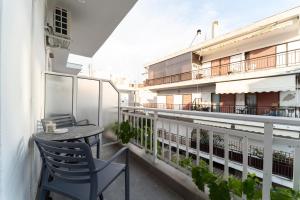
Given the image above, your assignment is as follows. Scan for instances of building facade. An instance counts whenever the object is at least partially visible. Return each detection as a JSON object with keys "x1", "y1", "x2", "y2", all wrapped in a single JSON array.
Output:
[{"x1": 142, "y1": 7, "x2": 300, "y2": 118}]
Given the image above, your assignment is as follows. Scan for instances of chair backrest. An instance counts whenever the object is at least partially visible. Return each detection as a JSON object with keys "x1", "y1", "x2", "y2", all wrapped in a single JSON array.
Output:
[
  {"x1": 35, "y1": 137, "x2": 99, "y2": 199},
  {"x1": 34, "y1": 137, "x2": 97, "y2": 183},
  {"x1": 41, "y1": 114, "x2": 76, "y2": 131}
]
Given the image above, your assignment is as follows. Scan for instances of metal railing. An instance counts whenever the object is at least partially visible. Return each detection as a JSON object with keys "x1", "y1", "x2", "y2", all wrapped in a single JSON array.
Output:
[
  {"x1": 120, "y1": 106, "x2": 300, "y2": 200},
  {"x1": 142, "y1": 103, "x2": 300, "y2": 118},
  {"x1": 144, "y1": 48, "x2": 300, "y2": 86}
]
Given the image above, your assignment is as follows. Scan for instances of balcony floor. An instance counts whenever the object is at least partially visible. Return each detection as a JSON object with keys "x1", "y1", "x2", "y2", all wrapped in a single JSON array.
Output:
[{"x1": 50, "y1": 141, "x2": 184, "y2": 200}]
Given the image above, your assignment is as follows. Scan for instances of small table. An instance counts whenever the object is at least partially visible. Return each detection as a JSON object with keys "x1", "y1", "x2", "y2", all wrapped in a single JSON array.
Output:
[{"x1": 35, "y1": 125, "x2": 104, "y2": 141}]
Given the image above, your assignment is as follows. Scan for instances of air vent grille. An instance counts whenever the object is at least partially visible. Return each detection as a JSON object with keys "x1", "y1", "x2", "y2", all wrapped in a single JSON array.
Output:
[{"x1": 54, "y1": 7, "x2": 69, "y2": 37}]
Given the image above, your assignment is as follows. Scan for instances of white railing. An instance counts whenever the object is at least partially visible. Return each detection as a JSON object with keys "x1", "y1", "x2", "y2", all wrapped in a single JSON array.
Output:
[{"x1": 120, "y1": 106, "x2": 300, "y2": 200}]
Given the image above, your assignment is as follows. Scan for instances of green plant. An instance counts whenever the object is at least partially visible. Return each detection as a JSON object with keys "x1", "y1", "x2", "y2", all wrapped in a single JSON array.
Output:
[
  {"x1": 191, "y1": 162, "x2": 263, "y2": 200},
  {"x1": 188, "y1": 153, "x2": 300, "y2": 200},
  {"x1": 208, "y1": 179, "x2": 231, "y2": 200},
  {"x1": 115, "y1": 121, "x2": 137, "y2": 144},
  {"x1": 192, "y1": 160, "x2": 216, "y2": 191},
  {"x1": 228, "y1": 176, "x2": 242, "y2": 197},
  {"x1": 242, "y1": 173, "x2": 262, "y2": 200},
  {"x1": 179, "y1": 157, "x2": 193, "y2": 170},
  {"x1": 271, "y1": 187, "x2": 300, "y2": 200}
]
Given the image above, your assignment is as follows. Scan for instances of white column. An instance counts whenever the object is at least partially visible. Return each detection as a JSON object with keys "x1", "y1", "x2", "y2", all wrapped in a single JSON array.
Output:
[
  {"x1": 185, "y1": 126, "x2": 189, "y2": 158},
  {"x1": 153, "y1": 111, "x2": 158, "y2": 163},
  {"x1": 176, "y1": 123, "x2": 180, "y2": 165},
  {"x1": 242, "y1": 136, "x2": 248, "y2": 181},
  {"x1": 262, "y1": 122, "x2": 273, "y2": 200},
  {"x1": 293, "y1": 142, "x2": 300, "y2": 191},
  {"x1": 161, "y1": 120, "x2": 165, "y2": 159},
  {"x1": 224, "y1": 133, "x2": 229, "y2": 179},
  {"x1": 196, "y1": 128, "x2": 200, "y2": 165},
  {"x1": 168, "y1": 122, "x2": 172, "y2": 162},
  {"x1": 209, "y1": 131, "x2": 214, "y2": 172}
]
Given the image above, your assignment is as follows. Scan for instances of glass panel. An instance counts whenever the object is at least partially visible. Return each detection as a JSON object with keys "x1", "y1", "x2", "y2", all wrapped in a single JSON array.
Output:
[
  {"x1": 211, "y1": 93, "x2": 220, "y2": 112},
  {"x1": 102, "y1": 81, "x2": 119, "y2": 128},
  {"x1": 77, "y1": 78, "x2": 99, "y2": 125},
  {"x1": 45, "y1": 74, "x2": 73, "y2": 117},
  {"x1": 246, "y1": 93, "x2": 257, "y2": 115}
]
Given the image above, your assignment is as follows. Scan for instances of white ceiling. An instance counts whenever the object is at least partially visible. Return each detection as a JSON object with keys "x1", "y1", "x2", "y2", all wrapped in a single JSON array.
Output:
[{"x1": 47, "y1": 0, "x2": 137, "y2": 57}]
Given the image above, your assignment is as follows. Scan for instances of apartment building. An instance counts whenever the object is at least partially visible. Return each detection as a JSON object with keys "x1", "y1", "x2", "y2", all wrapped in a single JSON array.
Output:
[{"x1": 142, "y1": 7, "x2": 300, "y2": 118}]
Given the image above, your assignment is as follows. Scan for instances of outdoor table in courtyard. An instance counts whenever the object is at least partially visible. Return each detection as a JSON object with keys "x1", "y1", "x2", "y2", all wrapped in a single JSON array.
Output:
[{"x1": 35, "y1": 125, "x2": 104, "y2": 142}]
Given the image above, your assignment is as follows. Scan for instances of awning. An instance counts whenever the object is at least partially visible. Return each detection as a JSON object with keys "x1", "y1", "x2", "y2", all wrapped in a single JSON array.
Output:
[{"x1": 216, "y1": 75, "x2": 296, "y2": 94}]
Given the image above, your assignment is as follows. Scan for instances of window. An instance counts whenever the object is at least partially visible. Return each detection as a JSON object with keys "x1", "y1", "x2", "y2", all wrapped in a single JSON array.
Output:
[
  {"x1": 245, "y1": 93, "x2": 257, "y2": 114},
  {"x1": 211, "y1": 93, "x2": 220, "y2": 112}
]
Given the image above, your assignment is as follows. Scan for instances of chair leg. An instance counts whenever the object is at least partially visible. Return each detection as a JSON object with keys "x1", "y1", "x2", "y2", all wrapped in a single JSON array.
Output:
[
  {"x1": 96, "y1": 141, "x2": 100, "y2": 159},
  {"x1": 125, "y1": 166, "x2": 129, "y2": 200},
  {"x1": 98, "y1": 193, "x2": 104, "y2": 200},
  {"x1": 38, "y1": 188, "x2": 47, "y2": 200}
]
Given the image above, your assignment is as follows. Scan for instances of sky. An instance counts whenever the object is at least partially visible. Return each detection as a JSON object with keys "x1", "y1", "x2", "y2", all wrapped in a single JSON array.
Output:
[{"x1": 91, "y1": 0, "x2": 300, "y2": 83}]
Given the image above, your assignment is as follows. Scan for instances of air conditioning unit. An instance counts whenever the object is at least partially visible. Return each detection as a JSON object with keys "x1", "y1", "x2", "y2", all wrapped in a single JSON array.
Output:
[{"x1": 53, "y1": 7, "x2": 71, "y2": 39}]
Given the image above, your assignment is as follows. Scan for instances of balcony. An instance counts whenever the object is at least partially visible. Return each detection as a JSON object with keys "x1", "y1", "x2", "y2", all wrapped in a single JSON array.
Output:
[
  {"x1": 144, "y1": 48, "x2": 300, "y2": 87},
  {"x1": 6, "y1": 71, "x2": 299, "y2": 200},
  {"x1": 119, "y1": 106, "x2": 300, "y2": 199}
]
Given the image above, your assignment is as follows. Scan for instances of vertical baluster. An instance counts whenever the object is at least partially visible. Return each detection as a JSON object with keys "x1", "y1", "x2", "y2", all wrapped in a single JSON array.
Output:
[
  {"x1": 196, "y1": 128, "x2": 200, "y2": 165},
  {"x1": 137, "y1": 116, "x2": 139, "y2": 145},
  {"x1": 141, "y1": 117, "x2": 144, "y2": 147},
  {"x1": 133, "y1": 115, "x2": 136, "y2": 143},
  {"x1": 162, "y1": 120, "x2": 165, "y2": 160},
  {"x1": 293, "y1": 143, "x2": 300, "y2": 191},
  {"x1": 209, "y1": 131, "x2": 214, "y2": 172},
  {"x1": 153, "y1": 111, "x2": 158, "y2": 163},
  {"x1": 242, "y1": 136, "x2": 248, "y2": 181},
  {"x1": 176, "y1": 123, "x2": 180, "y2": 165},
  {"x1": 224, "y1": 133, "x2": 229, "y2": 180},
  {"x1": 145, "y1": 117, "x2": 148, "y2": 151},
  {"x1": 185, "y1": 126, "x2": 189, "y2": 158},
  {"x1": 150, "y1": 118, "x2": 153, "y2": 152},
  {"x1": 262, "y1": 122, "x2": 273, "y2": 200},
  {"x1": 169, "y1": 121, "x2": 172, "y2": 162}
]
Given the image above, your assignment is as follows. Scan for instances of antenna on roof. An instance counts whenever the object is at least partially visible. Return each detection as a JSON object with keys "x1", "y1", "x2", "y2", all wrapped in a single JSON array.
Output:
[{"x1": 189, "y1": 29, "x2": 201, "y2": 47}]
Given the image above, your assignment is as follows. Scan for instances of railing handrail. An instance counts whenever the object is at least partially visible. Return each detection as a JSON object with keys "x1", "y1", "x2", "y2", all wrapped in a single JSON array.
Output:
[
  {"x1": 121, "y1": 106, "x2": 300, "y2": 126},
  {"x1": 144, "y1": 102, "x2": 300, "y2": 108},
  {"x1": 145, "y1": 47, "x2": 300, "y2": 85}
]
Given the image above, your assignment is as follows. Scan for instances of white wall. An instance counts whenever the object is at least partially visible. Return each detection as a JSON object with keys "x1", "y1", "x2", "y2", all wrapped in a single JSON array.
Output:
[
  {"x1": 0, "y1": 0, "x2": 46, "y2": 199},
  {"x1": 173, "y1": 95, "x2": 182, "y2": 110},
  {"x1": 157, "y1": 95, "x2": 166, "y2": 104},
  {"x1": 280, "y1": 91, "x2": 297, "y2": 107},
  {"x1": 138, "y1": 89, "x2": 156, "y2": 105},
  {"x1": 235, "y1": 93, "x2": 245, "y2": 106},
  {"x1": 174, "y1": 95, "x2": 182, "y2": 104}
]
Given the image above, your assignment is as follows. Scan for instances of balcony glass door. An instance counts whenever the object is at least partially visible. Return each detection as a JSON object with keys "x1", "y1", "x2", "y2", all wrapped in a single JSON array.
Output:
[
  {"x1": 246, "y1": 93, "x2": 257, "y2": 114},
  {"x1": 211, "y1": 93, "x2": 220, "y2": 112}
]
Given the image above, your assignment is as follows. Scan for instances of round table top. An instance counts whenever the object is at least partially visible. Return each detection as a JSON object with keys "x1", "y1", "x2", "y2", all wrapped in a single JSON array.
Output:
[{"x1": 35, "y1": 125, "x2": 104, "y2": 141}]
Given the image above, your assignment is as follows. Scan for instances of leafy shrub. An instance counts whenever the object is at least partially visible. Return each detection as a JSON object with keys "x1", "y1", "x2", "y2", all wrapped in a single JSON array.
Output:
[
  {"x1": 208, "y1": 179, "x2": 231, "y2": 200},
  {"x1": 179, "y1": 157, "x2": 193, "y2": 170},
  {"x1": 271, "y1": 187, "x2": 300, "y2": 200},
  {"x1": 191, "y1": 162, "x2": 263, "y2": 200},
  {"x1": 192, "y1": 161, "x2": 216, "y2": 191},
  {"x1": 242, "y1": 174, "x2": 262, "y2": 200},
  {"x1": 228, "y1": 176, "x2": 242, "y2": 197},
  {"x1": 115, "y1": 121, "x2": 137, "y2": 144}
]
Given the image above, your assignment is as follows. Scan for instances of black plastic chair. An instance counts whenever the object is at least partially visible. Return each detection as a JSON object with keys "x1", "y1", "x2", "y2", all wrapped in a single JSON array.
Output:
[
  {"x1": 41, "y1": 114, "x2": 101, "y2": 158},
  {"x1": 34, "y1": 137, "x2": 129, "y2": 200}
]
